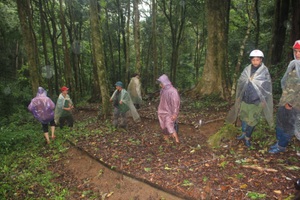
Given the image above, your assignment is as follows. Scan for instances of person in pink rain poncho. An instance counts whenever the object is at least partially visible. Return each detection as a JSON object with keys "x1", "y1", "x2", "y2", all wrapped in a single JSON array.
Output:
[
  {"x1": 157, "y1": 74, "x2": 180, "y2": 143},
  {"x1": 28, "y1": 87, "x2": 56, "y2": 144}
]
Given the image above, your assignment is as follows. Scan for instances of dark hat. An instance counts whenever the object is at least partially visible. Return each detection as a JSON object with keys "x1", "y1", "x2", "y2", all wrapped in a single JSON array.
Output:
[{"x1": 115, "y1": 81, "x2": 123, "y2": 87}]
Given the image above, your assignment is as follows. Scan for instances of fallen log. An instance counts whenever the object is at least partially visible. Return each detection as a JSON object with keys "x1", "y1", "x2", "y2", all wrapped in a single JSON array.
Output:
[{"x1": 242, "y1": 165, "x2": 278, "y2": 172}]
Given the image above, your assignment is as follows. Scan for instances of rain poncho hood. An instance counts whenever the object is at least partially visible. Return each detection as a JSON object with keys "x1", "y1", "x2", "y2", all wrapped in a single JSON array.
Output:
[
  {"x1": 110, "y1": 89, "x2": 141, "y2": 122},
  {"x1": 226, "y1": 64, "x2": 273, "y2": 126},
  {"x1": 54, "y1": 92, "x2": 73, "y2": 124},
  {"x1": 157, "y1": 74, "x2": 172, "y2": 87},
  {"x1": 127, "y1": 76, "x2": 142, "y2": 105},
  {"x1": 28, "y1": 87, "x2": 55, "y2": 124},
  {"x1": 157, "y1": 74, "x2": 180, "y2": 133}
]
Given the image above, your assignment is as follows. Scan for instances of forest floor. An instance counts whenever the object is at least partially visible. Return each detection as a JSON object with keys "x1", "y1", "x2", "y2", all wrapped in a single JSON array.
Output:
[{"x1": 48, "y1": 98, "x2": 300, "y2": 200}]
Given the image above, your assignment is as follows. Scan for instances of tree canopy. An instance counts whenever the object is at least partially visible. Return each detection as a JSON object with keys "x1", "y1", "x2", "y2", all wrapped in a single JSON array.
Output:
[{"x1": 0, "y1": 0, "x2": 299, "y2": 122}]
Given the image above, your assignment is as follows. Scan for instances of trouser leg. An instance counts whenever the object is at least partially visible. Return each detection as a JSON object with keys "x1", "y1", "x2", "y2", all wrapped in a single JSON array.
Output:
[
  {"x1": 59, "y1": 117, "x2": 65, "y2": 129},
  {"x1": 113, "y1": 108, "x2": 119, "y2": 127},
  {"x1": 277, "y1": 126, "x2": 293, "y2": 148},
  {"x1": 66, "y1": 115, "x2": 74, "y2": 128},
  {"x1": 120, "y1": 112, "x2": 127, "y2": 127},
  {"x1": 241, "y1": 121, "x2": 247, "y2": 133},
  {"x1": 245, "y1": 124, "x2": 255, "y2": 138}
]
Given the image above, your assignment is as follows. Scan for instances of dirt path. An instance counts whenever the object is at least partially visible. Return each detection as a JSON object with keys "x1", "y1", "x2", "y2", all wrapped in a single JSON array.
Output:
[
  {"x1": 51, "y1": 105, "x2": 300, "y2": 199},
  {"x1": 60, "y1": 145, "x2": 183, "y2": 200}
]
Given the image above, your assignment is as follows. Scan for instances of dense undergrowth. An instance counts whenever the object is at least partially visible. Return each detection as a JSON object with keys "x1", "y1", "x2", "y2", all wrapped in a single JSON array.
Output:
[{"x1": 0, "y1": 111, "x2": 70, "y2": 200}]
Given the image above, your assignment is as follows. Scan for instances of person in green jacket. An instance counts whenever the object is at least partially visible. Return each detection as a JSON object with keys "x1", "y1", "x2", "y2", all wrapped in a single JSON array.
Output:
[
  {"x1": 110, "y1": 81, "x2": 140, "y2": 129},
  {"x1": 54, "y1": 86, "x2": 74, "y2": 129}
]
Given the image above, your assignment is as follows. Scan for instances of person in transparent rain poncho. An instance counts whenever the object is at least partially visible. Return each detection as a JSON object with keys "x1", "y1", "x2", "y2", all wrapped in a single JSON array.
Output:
[
  {"x1": 226, "y1": 50, "x2": 273, "y2": 147},
  {"x1": 54, "y1": 86, "x2": 74, "y2": 129},
  {"x1": 28, "y1": 87, "x2": 56, "y2": 144},
  {"x1": 269, "y1": 40, "x2": 300, "y2": 154},
  {"x1": 157, "y1": 74, "x2": 180, "y2": 143},
  {"x1": 110, "y1": 81, "x2": 141, "y2": 129},
  {"x1": 127, "y1": 73, "x2": 143, "y2": 109}
]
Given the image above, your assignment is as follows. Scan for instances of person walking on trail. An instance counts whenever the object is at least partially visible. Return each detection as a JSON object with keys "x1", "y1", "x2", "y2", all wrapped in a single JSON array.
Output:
[
  {"x1": 127, "y1": 73, "x2": 143, "y2": 109},
  {"x1": 269, "y1": 40, "x2": 300, "y2": 154},
  {"x1": 54, "y1": 86, "x2": 74, "y2": 129},
  {"x1": 110, "y1": 81, "x2": 141, "y2": 129},
  {"x1": 157, "y1": 74, "x2": 180, "y2": 143},
  {"x1": 28, "y1": 87, "x2": 56, "y2": 144},
  {"x1": 226, "y1": 50, "x2": 273, "y2": 147}
]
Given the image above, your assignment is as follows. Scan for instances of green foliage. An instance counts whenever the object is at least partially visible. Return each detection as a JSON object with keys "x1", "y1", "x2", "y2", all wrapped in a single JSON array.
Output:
[
  {"x1": 0, "y1": 77, "x2": 32, "y2": 126},
  {"x1": 0, "y1": 122, "x2": 70, "y2": 199},
  {"x1": 182, "y1": 179, "x2": 193, "y2": 187},
  {"x1": 190, "y1": 95, "x2": 229, "y2": 110},
  {"x1": 251, "y1": 119, "x2": 274, "y2": 149},
  {"x1": 246, "y1": 191, "x2": 267, "y2": 199}
]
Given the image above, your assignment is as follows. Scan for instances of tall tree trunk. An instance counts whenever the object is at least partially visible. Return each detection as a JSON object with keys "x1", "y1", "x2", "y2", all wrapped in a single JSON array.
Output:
[
  {"x1": 267, "y1": 0, "x2": 289, "y2": 67},
  {"x1": 191, "y1": 0, "x2": 230, "y2": 99},
  {"x1": 89, "y1": 0, "x2": 110, "y2": 118},
  {"x1": 16, "y1": 0, "x2": 40, "y2": 95},
  {"x1": 65, "y1": 0, "x2": 82, "y2": 101},
  {"x1": 152, "y1": 0, "x2": 158, "y2": 86},
  {"x1": 231, "y1": 0, "x2": 253, "y2": 99},
  {"x1": 43, "y1": 0, "x2": 60, "y2": 94},
  {"x1": 59, "y1": 0, "x2": 73, "y2": 90},
  {"x1": 160, "y1": 0, "x2": 186, "y2": 84},
  {"x1": 39, "y1": 0, "x2": 53, "y2": 96},
  {"x1": 105, "y1": 6, "x2": 116, "y2": 84},
  {"x1": 254, "y1": 0, "x2": 260, "y2": 47},
  {"x1": 125, "y1": 0, "x2": 131, "y2": 84},
  {"x1": 134, "y1": 0, "x2": 141, "y2": 74},
  {"x1": 290, "y1": 0, "x2": 300, "y2": 59}
]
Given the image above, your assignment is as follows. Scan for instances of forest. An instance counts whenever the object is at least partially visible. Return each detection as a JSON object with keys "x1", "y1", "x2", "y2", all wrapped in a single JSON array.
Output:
[
  {"x1": 1, "y1": 0, "x2": 300, "y2": 199},
  {"x1": 0, "y1": 0, "x2": 299, "y2": 120}
]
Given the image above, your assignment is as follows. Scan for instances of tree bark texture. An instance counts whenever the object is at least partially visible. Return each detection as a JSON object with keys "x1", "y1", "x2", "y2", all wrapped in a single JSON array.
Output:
[
  {"x1": 134, "y1": 0, "x2": 141, "y2": 74},
  {"x1": 231, "y1": 0, "x2": 253, "y2": 99},
  {"x1": 267, "y1": 0, "x2": 289, "y2": 67},
  {"x1": 160, "y1": 0, "x2": 186, "y2": 84},
  {"x1": 89, "y1": 0, "x2": 111, "y2": 118},
  {"x1": 290, "y1": 0, "x2": 300, "y2": 53},
  {"x1": 16, "y1": 0, "x2": 40, "y2": 95},
  {"x1": 191, "y1": 0, "x2": 229, "y2": 99},
  {"x1": 59, "y1": 0, "x2": 73, "y2": 90},
  {"x1": 152, "y1": 0, "x2": 158, "y2": 85},
  {"x1": 125, "y1": 0, "x2": 131, "y2": 84}
]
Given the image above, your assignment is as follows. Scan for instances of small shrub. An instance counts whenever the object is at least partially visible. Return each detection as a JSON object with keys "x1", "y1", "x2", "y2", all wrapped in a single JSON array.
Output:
[{"x1": 207, "y1": 123, "x2": 239, "y2": 148}]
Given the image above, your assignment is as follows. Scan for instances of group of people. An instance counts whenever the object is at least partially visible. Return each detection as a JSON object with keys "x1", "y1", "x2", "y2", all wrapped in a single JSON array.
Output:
[
  {"x1": 111, "y1": 73, "x2": 180, "y2": 143},
  {"x1": 29, "y1": 40, "x2": 300, "y2": 150},
  {"x1": 28, "y1": 86, "x2": 74, "y2": 144},
  {"x1": 227, "y1": 40, "x2": 300, "y2": 154}
]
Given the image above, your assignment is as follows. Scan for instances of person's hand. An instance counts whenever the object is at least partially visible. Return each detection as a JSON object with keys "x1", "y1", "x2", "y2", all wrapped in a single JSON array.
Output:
[
  {"x1": 171, "y1": 115, "x2": 177, "y2": 121},
  {"x1": 119, "y1": 100, "x2": 123, "y2": 104},
  {"x1": 285, "y1": 103, "x2": 293, "y2": 110}
]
